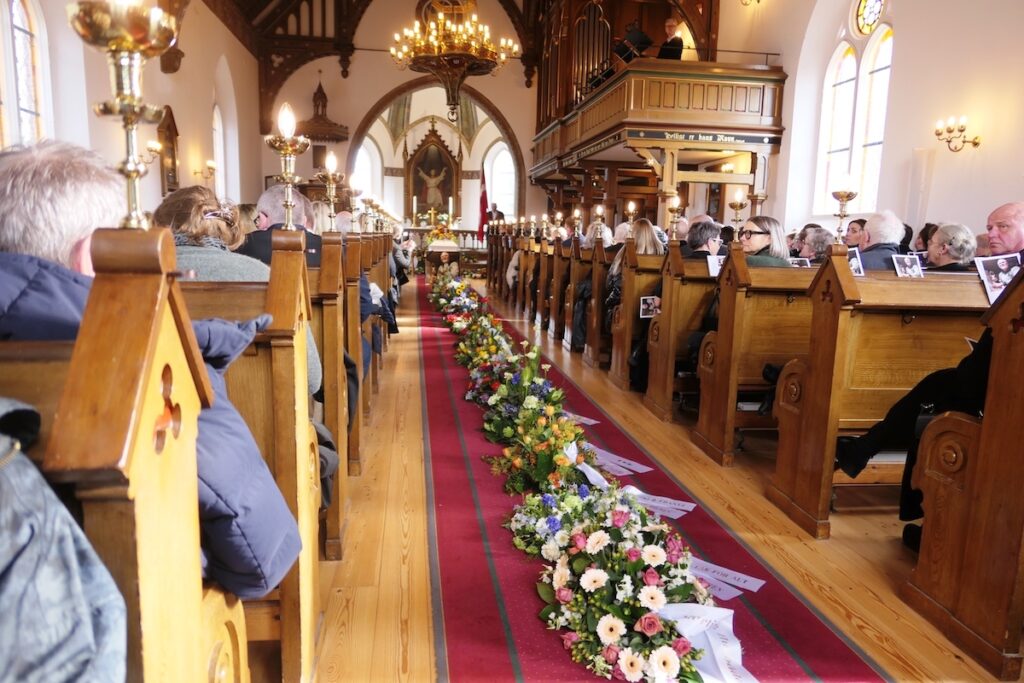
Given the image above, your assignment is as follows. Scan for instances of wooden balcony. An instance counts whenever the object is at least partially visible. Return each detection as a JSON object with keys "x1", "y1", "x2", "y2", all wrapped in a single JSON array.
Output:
[{"x1": 531, "y1": 58, "x2": 787, "y2": 180}]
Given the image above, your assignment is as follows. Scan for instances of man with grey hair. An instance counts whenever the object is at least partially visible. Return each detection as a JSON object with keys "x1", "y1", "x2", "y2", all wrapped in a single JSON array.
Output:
[
  {"x1": 236, "y1": 184, "x2": 322, "y2": 266},
  {"x1": 685, "y1": 220, "x2": 722, "y2": 258},
  {"x1": 858, "y1": 209, "x2": 904, "y2": 270},
  {"x1": 0, "y1": 140, "x2": 123, "y2": 275}
]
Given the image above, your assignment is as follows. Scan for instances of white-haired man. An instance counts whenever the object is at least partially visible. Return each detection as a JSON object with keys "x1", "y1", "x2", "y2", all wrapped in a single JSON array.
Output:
[
  {"x1": 858, "y1": 209, "x2": 904, "y2": 270},
  {"x1": 836, "y1": 201, "x2": 1024, "y2": 551},
  {"x1": 236, "y1": 184, "x2": 322, "y2": 266}
]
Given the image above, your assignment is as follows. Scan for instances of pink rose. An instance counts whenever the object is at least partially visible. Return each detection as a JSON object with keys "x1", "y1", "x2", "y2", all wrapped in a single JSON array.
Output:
[
  {"x1": 666, "y1": 535, "x2": 686, "y2": 564},
  {"x1": 642, "y1": 567, "x2": 663, "y2": 586},
  {"x1": 672, "y1": 637, "x2": 693, "y2": 656},
  {"x1": 561, "y1": 631, "x2": 580, "y2": 650},
  {"x1": 572, "y1": 533, "x2": 588, "y2": 550},
  {"x1": 611, "y1": 509, "x2": 631, "y2": 528},
  {"x1": 625, "y1": 548, "x2": 642, "y2": 562},
  {"x1": 602, "y1": 644, "x2": 620, "y2": 664},
  {"x1": 634, "y1": 612, "x2": 664, "y2": 637},
  {"x1": 611, "y1": 664, "x2": 627, "y2": 681},
  {"x1": 555, "y1": 587, "x2": 574, "y2": 604}
]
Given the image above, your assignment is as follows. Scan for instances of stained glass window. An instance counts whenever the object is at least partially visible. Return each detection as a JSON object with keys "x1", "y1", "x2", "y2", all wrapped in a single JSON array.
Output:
[
  {"x1": 11, "y1": 0, "x2": 42, "y2": 144},
  {"x1": 856, "y1": 0, "x2": 884, "y2": 36}
]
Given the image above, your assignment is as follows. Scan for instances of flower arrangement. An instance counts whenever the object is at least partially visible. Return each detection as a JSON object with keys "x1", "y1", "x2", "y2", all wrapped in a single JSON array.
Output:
[
  {"x1": 486, "y1": 407, "x2": 593, "y2": 493},
  {"x1": 481, "y1": 341, "x2": 565, "y2": 444},
  {"x1": 424, "y1": 221, "x2": 456, "y2": 246}
]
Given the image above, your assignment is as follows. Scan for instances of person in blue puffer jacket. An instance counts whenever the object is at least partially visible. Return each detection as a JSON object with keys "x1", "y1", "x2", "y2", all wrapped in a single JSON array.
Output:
[{"x1": 0, "y1": 141, "x2": 301, "y2": 599}]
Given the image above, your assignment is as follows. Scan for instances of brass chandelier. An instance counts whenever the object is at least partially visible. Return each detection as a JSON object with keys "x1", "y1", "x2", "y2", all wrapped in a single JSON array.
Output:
[{"x1": 390, "y1": 7, "x2": 519, "y2": 122}]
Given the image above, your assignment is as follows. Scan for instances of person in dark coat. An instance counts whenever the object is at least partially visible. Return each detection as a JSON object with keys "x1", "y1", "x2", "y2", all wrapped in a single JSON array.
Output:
[
  {"x1": 686, "y1": 220, "x2": 723, "y2": 259},
  {"x1": 236, "y1": 184, "x2": 322, "y2": 266},
  {"x1": 836, "y1": 201, "x2": 1024, "y2": 550},
  {"x1": 0, "y1": 141, "x2": 301, "y2": 598},
  {"x1": 857, "y1": 210, "x2": 904, "y2": 270},
  {"x1": 657, "y1": 16, "x2": 684, "y2": 60}
]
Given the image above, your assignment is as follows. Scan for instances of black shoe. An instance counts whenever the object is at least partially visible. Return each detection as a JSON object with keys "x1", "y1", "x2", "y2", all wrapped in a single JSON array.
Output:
[
  {"x1": 902, "y1": 523, "x2": 922, "y2": 552},
  {"x1": 834, "y1": 437, "x2": 870, "y2": 478}
]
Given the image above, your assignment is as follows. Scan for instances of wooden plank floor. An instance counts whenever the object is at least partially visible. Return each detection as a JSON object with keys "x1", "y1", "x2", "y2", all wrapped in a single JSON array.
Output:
[{"x1": 315, "y1": 278, "x2": 992, "y2": 682}]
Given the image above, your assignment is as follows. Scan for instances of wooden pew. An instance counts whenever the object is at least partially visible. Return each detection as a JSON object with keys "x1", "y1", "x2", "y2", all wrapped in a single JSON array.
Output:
[
  {"x1": 767, "y1": 245, "x2": 989, "y2": 539},
  {"x1": 497, "y1": 231, "x2": 512, "y2": 300},
  {"x1": 361, "y1": 232, "x2": 381, "y2": 397},
  {"x1": 534, "y1": 237, "x2": 555, "y2": 330},
  {"x1": 693, "y1": 245, "x2": 816, "y2": 466},
  {"x1": 307, "y1": 231, "x2": 350, "y2": 561},
  {"x1": 900, "y1": 273, "x2": 1024, "y2": 681},
  {"x1": 0, "y1": 229, "x2": 249, "y2": 682},
  {"x1": 608, "y1": 241, "x2": 665, "y2": 388},
  {"x1": 486, "y1": 225, "x2": 498, "y2": 290},
  {"x1": 342, "y1": 235, "x2": 365, "y2": 475},
  {"x1": 182, "y1": 231, "x2": 320, "y2": 682},
  {"x1": 548, "y1": 238, "x2": 571, "y2": 341},
  {"x1": 562, "y1": 236, "x2": 592, "y2": 351},
  {"x1": 643, "y1": 246, "x2": 718, "y2": 421},
  {"x1": 583, "y1": 239, "x2": 616, "y2": 368},
  {"x1": 526, "y1": 237, "x2": 542, "y2": 321}
]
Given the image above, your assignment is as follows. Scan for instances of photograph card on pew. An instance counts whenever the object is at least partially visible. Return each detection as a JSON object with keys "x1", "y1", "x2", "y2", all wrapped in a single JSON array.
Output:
[
  {"x1": 639, "y1": 296, "x2": 659, "y2": 319},
  {"x1": 847, "y1": 247, "x2": 865, "y2": 277},
  {"x1": 788, "y1": 257, "x2": 812, "y2": 268},
  {"x1": 975, "y1": 253, "x2": 1022, "y2": 304},
  {"x1": 707, "y1": 254, "x2": 727, "y2": 277},
  {"x1": 892, "y1": 253, "x2": 924, "y2": 278}
]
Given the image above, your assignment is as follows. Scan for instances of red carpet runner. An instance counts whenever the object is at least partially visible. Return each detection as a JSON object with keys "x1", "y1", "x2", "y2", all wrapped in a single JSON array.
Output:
[{"x1": 418, "y1": 279, "x2": 886, "y2": 682}]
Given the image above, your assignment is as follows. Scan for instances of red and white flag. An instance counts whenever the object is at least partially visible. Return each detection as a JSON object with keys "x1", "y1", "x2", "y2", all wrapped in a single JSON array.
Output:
[{"x1": 478, "y1": 167, "x2": 489, "y2": 240}]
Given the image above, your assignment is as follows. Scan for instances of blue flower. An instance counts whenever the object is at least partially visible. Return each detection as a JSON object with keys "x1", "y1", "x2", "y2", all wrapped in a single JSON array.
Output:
[
  {"x1": 546, "y1": 516, "x2": 562, "y2": 532},
  {"x1": 512, "y1": 372, "x2": 521, "y2": 385},
  {"x1": 578, "y1": 485, "x2": 590, "y2": 499},
  {"x1": 541, "y1": 493, "x2": 557, "y2": 508}
]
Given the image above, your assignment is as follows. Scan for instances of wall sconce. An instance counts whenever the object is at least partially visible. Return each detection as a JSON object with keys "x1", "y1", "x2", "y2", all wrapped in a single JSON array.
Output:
[
  {"x1": 142, "y1": 140, "x2": 162, "y2": 166},
  {"x1": 194, "y1": 159, "x2": 216, "y2": 182},
  {"x1": 721, "y1": 162, "x2": 735, "y2": 173},
  {"x1": 935, "y1": 116, "x2": 980, "y2": 152},
  {"x1": 740, "y1": 0, "x2": 761, "y2": 5}
]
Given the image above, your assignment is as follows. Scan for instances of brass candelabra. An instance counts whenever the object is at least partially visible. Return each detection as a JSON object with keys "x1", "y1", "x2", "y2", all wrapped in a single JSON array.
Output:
[
  {"x1": 314, "y1": 151, "x2": 344, "y2": 228},
  {"x1": 832, "y1": 190, "x2": 858, "y2": 242},
  {"x1": 68, "y1": 0, "x2": 178, "y2": 229},
  {"x1": 666, "y1": 196, "x2": 684, "y2": 238},
  {"x1": 266, "y1": 102, "x2": 310, "y2": 231},
  {"x1": 728, "y1": 196, "x2": 749, "y2": 226}
]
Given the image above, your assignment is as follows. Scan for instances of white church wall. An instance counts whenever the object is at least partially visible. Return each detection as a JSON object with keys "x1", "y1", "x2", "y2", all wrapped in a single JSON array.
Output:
[{"x1": 719, "y1": 0, "x2": 1024, "y2": 232}]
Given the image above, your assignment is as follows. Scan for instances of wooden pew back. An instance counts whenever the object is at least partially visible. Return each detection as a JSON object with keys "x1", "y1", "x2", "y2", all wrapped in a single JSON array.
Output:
[
  {"x1": 343, "y1": 236, "x2": 365, "y2": 475},
  {"x1": 901, "y1": 272, "x2": 1024, "y2": 680},
  {"x1": 548, "y1": 239, "x2": 571, "y2": 341},
  {"x1": 609, "y1": 241, "x2": 665, "y2": 387},
  {"x1": 535, "y1": 238, "x2": 555, "y2": 329},
  {"x1": 0, "y1": 229, "x2": 249, "y2": 682},
  {"x1": 562, "y1": 237, "x2": 593, "y2": 351},
  {"x1": 583, "y1": 239, "x2": 616, "y2": 368},
  {"x1": 181, "y1": 231, "x2": 319, "y2": 682},
  {"x1": 643, "y1": 246, "x2": 718, "y2": 420},
  {"x1": 768, "y1": 245, "x2": 989, "y2": 538},
  {"x1": 693, "y1": 246, "x2": 816, "y2": 466}
]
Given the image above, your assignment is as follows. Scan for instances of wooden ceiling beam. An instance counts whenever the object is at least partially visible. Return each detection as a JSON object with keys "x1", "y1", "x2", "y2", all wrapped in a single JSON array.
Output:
[{"x1": 202, "y1": 0, "x2": 257, "y2": 53}]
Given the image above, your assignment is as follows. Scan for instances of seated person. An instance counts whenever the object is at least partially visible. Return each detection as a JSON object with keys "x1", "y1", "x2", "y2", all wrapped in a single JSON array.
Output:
[
  {"x1": 436, "y1": 250, "x2": 459, "y2": 278},
  {"x1": 835, "y1": 202, "x2": 1023, "y2": 550},
  {"x1": 858, "y1": 210, "x2": 904, "y2": 270},
  {"x1": 737, "y1": 216, "x2": 793, "y2": 267},
  {"x1": 924, "y1": 222, "x2": 975, "y2": 271},
  {"x1": 236, "y1": 184, "x2": 322, "y2": 266},
  {"x1": 686, "y1": 220, "x2": 723, "y2": 258},
  {"x1": 155, "y1": 185, "x2": 323, "y2": 396},
  {"x1": 844, "y1": 218, "x2": 867, "y2": 248},
  {"x1": 798, "y1": 226, "x2": 835, "y2": 264},
  {"x1": 0, "y1": 141, "x2": 301, "y2": 598},
  {"x1": 582, "y1": 220, "x2": 614, "y2": 249},
  {"x1": 657, "y1": 16, "x2": 684, "y2": 60},
  {"x1": 914, "y1": 223, "x2": 939, "y2": 252},
  {"x1": 612, "y1": 221, "x2": 631, "y2": 244}
]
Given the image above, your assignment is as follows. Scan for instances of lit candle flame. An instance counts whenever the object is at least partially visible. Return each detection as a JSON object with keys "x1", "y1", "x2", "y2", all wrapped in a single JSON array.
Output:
[
  {"x1": 326, "y1": 151, "x2": 338, "y2": 173},
  {"x1": 278, "y1": 103, "x2": 296, "y2": 138}
]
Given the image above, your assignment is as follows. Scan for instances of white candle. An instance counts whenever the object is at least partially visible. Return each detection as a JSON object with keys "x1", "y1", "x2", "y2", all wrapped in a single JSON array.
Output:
[
  {"x1": 448, "y1": 196, "x2": 454, "y2": 215},
  {"x1": 734, "y1": 189, "x2": 745, "y2": 203},
  {"x1": 413, "y1": 196, "x2": 417, "y2": 214}
]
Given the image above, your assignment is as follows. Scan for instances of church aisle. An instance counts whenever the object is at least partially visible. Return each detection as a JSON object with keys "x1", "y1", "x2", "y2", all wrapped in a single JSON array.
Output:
[
  {"x1": 482, "y1": 282, "x2": 990, "y2": 683},
  {"x1": 316, "y1": 278, "x2": 436, "y2": 683}
]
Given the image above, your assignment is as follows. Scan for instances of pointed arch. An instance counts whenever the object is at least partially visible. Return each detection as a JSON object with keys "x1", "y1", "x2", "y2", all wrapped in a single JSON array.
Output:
[{"x1": 813, "y1": 42, "x2": 857, "y2": 215}]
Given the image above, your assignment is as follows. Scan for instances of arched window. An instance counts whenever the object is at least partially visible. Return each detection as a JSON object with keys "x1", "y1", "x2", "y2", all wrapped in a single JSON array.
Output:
[
  {"x1": 851, "y1": 26, "x2": 893, "y2": 213},
  {"x1": 10, "y1": 0, "x2": 43, "y2": 144},
  {"x1": 813, "y1": 43, "x2": 857, "y2": 215},
  {"x1": 484, "y1": 141, "x2": 515, "y2": 218},
  {"x1": 211, "y1": 104, "x2": 226, "y2": 198},
  {"x1": 813, "y1": 1, "x2": 893, "y2": 215}
]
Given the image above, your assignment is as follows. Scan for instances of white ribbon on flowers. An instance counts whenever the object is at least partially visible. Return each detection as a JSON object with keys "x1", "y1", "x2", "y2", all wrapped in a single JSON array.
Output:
[
  {"x1": 575, "y1": 462, "x2": 610, "y2": 490},
  {"x1": 657, "y1": 604, "x2": 759, "y2": 683}
]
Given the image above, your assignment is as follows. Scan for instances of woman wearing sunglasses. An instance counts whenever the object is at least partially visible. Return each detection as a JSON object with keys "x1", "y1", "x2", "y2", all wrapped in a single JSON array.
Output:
[{"x1": 737, "y1": 215, "x2": 793, "y2": 267}]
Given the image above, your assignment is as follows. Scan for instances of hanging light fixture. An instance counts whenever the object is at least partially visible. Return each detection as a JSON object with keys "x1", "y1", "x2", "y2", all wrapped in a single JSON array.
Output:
[{"x1": 390, "y1": 4, "x2": 519, "y2": 122}]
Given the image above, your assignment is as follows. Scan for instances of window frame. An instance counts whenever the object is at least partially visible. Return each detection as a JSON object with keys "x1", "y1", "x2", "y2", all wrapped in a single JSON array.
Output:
[
  {"x1": 3, "y1": 0, "x2": 51, "y2": 145},
  {"x1": 483, "y1": 140, "x2": 516, "y2": 219},
  {"x1": 212, "y1": 104, "x2": 226, "y2": 198}
]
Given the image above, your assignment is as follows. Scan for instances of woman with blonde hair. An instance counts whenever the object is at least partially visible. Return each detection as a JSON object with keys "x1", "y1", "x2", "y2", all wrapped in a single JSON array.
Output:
[
  {"x1": 609, "y1": 218, "x2": 665, "y2": 278},
  {"x1": 738, "y1": 215, "x2": 792, "y2": 267},
  {"x1": 154, "y1": 184, "x2": 322, "y2": 396},
  {"x1": 237, "y1": 203, "x2": 259, "y2": 235}
]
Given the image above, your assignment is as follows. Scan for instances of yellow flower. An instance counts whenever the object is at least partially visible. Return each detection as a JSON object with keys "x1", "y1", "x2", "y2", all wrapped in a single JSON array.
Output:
[
  {"x1": 537, "y1": 416, "x2": 548, "y2": 427},
  {"x1": 554, "y1": 455, "x2": 569, "y2": 467},
  {"x1": 545, "y1": 405, "x2": 556, "y2": 417}
]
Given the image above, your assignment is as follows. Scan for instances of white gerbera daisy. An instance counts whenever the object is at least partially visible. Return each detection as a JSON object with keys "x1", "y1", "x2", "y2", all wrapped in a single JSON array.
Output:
[
  {"x1": 580, "y1": 568, "x2": 609, "y2": 592},
  {"x1": 618, "y1": 648, "x2": 645, "y2": 682},
  {"x1": 642, "y1": 544, "x2": 667, "y2": 568},
  {"x1": 638, "y1": 585, "x2": 667, "y2": 611},
  {"x1": 554, "y1": 529, "x2": 570, "y2": 547},
  {"x1": 596, "y1": 614, "x2": 626, "y2": 646},
  {"x1": 647, "y1": 645, "x2": 681, "y2": 679},
  {"x1": 585, "y1": 530, "x2": 611, "y2": 554}
]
